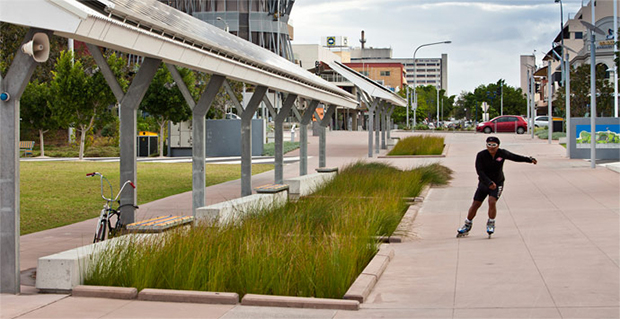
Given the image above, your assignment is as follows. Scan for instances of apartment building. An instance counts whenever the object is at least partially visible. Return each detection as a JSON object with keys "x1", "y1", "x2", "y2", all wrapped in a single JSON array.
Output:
[{"x1": 521, "y1": 0, "x2": 619, "y2": 115}]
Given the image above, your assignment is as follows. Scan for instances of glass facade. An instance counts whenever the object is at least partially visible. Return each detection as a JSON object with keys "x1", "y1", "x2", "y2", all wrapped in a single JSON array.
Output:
[{"x1": 160, "y1": 0, "x2": 295, "y2": 61}]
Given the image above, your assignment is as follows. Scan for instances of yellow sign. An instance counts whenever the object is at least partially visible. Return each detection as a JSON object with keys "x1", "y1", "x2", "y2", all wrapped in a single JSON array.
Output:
[{"x1": 326, "y1": 37, "x2": 336, "y2": 47}]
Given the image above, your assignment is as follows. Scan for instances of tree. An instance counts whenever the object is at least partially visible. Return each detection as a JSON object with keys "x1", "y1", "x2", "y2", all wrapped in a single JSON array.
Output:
[
  {"x1": 20, "y1": 80, "x2": 57, "y2": 156},
  {"x1": 1, "y1": 23, "x2": 66, "y2": 82},
  {"x1": 554, "y1": 63, "x2": 614, "y2": 117},
  {"x1": 140, "y1": 64, "x2": 196, "y2": 157},
  {"x1": 50, "y1": 50, "x2": 125, "y2": 159},
  {"x1": 454, "y1": 81, "x2": 526, "y2": 121}
]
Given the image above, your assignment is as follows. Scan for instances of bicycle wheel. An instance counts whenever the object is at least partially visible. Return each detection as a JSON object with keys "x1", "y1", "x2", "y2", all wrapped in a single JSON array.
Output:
[
  {"x1": 94, "y1": 220, "x2": 107, "y2": 243},
  {"x1": 108, "y1": 210, "x2": 122, "y2": 238}
]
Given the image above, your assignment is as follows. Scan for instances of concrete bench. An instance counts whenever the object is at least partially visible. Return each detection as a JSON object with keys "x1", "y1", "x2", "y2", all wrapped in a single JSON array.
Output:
[
  {"x1": 19, "y1": 140, "x2": 35, "y2": 156},
  {"x1": 195, "y1": 189, "x2": 288, "y2": 225},
  {"x1": 36, "y1": 234, "x2": 156, "y2": 293},
  {"x1": 283, "y1": 171, "x2": 337, "y2": 201}
]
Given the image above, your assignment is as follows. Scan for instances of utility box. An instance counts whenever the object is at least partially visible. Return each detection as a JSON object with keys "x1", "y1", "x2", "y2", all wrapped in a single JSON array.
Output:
[
  {"x1": 137, "y1": 132, "x2": 158, "y2": 157},
  {"x1": 169, "y1": 119, "x2": 264, "y2": 157}
]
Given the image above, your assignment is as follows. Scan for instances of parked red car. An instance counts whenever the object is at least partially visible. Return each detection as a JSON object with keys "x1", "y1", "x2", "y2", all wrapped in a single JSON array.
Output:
[{"x1": 476, "y1": 115, "x2": 528, "y2": 134}]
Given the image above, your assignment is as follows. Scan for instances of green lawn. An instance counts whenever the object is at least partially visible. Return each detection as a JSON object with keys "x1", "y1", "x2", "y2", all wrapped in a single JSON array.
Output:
[{"x1": 19, "y1": 162, "x2": 273, "y2": 235}]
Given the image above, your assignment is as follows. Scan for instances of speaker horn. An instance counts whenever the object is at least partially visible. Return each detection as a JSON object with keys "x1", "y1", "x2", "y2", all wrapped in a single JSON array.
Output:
[{"x1": 21, "y1": 33, "x2": 50, "y2": 63}]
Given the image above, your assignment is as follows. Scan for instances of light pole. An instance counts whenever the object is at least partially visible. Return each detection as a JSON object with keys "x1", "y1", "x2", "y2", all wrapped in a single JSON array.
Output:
[
  {"x1": 216, "y1": 17, "x2": 229, "y2": 33},
  {"x1": 553, "y1": 42, "x2": 576, "y2": 157},
  {"x1": 615, "y1": 0, "x2": 619, "y2": 117},
  {"x1": 412, "y1": 40, "x2": 451, "y2": 131},
  {"x1": 580, "y1": 11, "x2": 604, "y2": 168},
  {"x1": 554, "y1": 0, "x2": 565, "y2": 86}
]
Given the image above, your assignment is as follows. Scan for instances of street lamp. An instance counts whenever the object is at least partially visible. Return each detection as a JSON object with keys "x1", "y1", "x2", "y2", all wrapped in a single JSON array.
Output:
[
  {"x1": 554, "y1": 0, "x2": 565, "y2": 86},
  {"x1": 216, "y1": 17, "x2": 229, "y2": 33},
  {"x1": 553, "y1": 42, "x2": 576, "y2": 158},
  {"x1": 411, "y1": 40, "x2": 451, "y2": 131},
  {"x1": 580, "y1": 14, "x2": 604, "y2": 168}
]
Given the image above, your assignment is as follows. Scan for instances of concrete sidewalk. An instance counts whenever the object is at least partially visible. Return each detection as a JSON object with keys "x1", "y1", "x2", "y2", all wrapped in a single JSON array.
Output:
[{"x1": 2, "y1": 131, "x2": 618, "y2": 319}]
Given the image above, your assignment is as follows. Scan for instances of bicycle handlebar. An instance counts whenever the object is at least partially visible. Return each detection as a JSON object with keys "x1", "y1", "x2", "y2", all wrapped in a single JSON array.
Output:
[{"x1": 87, "y1": 172, "x2": 135, "y2": 203}]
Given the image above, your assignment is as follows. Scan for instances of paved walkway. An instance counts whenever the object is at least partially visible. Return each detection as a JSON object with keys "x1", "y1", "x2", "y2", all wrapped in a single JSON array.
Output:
[{"x1": 2, "y1": 130, "x2": 618, "y2": 318}]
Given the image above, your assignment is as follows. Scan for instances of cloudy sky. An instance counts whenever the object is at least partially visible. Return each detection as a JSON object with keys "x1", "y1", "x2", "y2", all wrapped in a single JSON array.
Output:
[{"x1": 289, "y1": 0, "x2": 589, "y2": 97}]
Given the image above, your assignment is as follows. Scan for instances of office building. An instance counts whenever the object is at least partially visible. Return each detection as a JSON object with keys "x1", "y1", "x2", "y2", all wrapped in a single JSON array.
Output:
[{"x1": 159, "y1": 0, "x2": 295, "y2": 60}]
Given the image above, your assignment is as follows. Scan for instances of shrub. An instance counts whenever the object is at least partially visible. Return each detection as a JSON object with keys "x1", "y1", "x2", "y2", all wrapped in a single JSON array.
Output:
[
  {"x1": 388, "y1": 135, "x2": 444, "y2": 156},
  {"x1": 85, "y1": 162, "x2": 452, "y2": 298}
]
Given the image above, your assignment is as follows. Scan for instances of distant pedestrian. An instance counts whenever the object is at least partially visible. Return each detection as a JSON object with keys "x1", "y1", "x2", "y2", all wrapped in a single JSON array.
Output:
[{"x1": 457, "y1": 136, "x2": 537, "y2": 238}]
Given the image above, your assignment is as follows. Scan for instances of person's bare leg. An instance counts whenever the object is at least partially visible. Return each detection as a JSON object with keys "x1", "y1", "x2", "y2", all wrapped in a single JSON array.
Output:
[
  {"x1": 467, "y1": 200, "x2": 482, "y2": 221},
  {"x1": 487, "y1": 196, "x2": 498, "y2": 219}
]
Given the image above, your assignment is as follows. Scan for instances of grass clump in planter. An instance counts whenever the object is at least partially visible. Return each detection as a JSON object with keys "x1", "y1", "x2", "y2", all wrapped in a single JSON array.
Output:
[
  {"x1": 388, "y1": 135, "x2": 444, "y2": 156},
  {"x1": 84, "y1": 162, "x2": 452, "y2": 299}
]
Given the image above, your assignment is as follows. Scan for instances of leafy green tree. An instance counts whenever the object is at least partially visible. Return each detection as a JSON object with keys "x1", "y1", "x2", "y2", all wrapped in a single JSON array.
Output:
[
  {"x1": 20, "y1": 80, "x2": 57, "y2": 156},
  {"x1": 454, "y1": 81, "x2": 526, "y2": 122},
  {"x1": 50, "y1": 50, "x2": 125, "y2": 159},
  {"x1": 140, "y1": 64, "x2": 196, "y2": 157},
  {"x1": 554, "y1": 63, "x2": 614, "y2": 118},
  {"x1": 1, "y1": 23, "x2": 66, "y2": 82}
]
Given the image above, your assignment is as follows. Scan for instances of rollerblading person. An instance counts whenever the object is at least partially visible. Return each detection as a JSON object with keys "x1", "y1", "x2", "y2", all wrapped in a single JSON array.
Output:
[{"x1": 457, "y1": 137, "x2": 537, "y2": 238}]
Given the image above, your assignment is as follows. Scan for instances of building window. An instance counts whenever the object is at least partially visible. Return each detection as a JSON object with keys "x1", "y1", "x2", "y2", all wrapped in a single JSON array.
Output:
[
  {"x1": 380, "y1": 71, "x2": 391, "y2": 76},
  {"x1": 361, "y1": 71, "x2": 369, "y2": 76},
  {"x1": 574, "y1": 32, "x2": 583, "y2": 39}
]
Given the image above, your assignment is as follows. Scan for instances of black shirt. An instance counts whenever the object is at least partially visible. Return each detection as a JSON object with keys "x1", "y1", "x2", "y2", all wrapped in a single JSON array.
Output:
[{"x1": 476, "y1": 148, "x2": 533, "y2": 186}]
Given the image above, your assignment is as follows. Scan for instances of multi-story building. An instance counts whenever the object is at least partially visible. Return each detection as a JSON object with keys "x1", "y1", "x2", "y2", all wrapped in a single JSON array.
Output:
[
  {"x1": 159, "y1": 0, "x2": 295, "y2": 60},
  {"x1": 393, "y1": 56, "x2": 448, "y2": 92},
  {"x1": 521, "y1": 0, "x2": 619, "y2": 115},
  {"x1": 344, "y1": 62, "x2": 407, "y2": 92},
  {"x1": 348, "y1": 47, "x2": 448, "y2": 92}
]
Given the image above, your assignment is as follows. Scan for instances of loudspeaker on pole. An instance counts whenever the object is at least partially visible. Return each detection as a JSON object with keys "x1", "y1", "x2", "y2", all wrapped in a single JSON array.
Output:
[{"x1": 21, "y1": 33, "x2": 50, "y2": 63}]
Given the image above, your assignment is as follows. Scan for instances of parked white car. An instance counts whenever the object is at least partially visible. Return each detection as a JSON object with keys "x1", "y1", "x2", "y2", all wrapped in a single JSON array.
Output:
[{"x1": 534, "y1": 116, "x2": 563, "y2": 128}]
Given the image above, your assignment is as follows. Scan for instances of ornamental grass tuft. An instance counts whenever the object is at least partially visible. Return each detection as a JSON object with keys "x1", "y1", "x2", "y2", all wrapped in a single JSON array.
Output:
[
  {"x1": 387, "y1": 135, "x2": 444, "y2": 156},
  {"x1": 85, "y1": 162, "x2": 452, "y2": 298}
]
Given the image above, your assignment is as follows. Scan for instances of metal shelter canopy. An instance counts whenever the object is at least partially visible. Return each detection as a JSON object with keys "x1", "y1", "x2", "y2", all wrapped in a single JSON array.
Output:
[
  {"x1": 326, "y1": 61, "x2": 407, "y2": 107},
  {"x1": 0, "y1": 0, "x2": 357, "y2": 108}
]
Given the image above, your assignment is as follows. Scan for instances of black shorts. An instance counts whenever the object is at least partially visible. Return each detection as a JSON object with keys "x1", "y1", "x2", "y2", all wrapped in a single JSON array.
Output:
[{"x1": 473, "y1": 182, "x2": 504, "y2": 202}]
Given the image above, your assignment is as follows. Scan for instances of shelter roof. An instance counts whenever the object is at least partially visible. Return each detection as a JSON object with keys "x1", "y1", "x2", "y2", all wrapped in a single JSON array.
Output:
[
  {"x1": 0, "y1": 0, "x2": 357, "y2": 108},
  {"x1": 326, "y1": 61, "x2": 407, "y2": 107}
]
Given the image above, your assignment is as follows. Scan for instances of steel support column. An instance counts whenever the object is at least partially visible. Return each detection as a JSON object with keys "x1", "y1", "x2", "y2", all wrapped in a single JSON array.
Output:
[
  {"x1": 366, "y1": 98, "x2": 378, "y2": 158},
  {"x1": 190, "y1": 75, "x2": 225, "y2": 215},
  {"x1": 387, "y1": 105, "x2": 395, "y2": 140},
  {"x1": 295, "y1": 100, "x2": 318, "y2": 176},
  {"x1": 375, "y1": 103, "x2": 381, "y2": 154},
  {"x1": 118, "y1": 58, "x2": 161, "y2": 225},
  {"x1": 381, "y1": 102, "x2": 387, "y2": 150},
  {"x1": 241, "y1": 86, "x2": 268, "y2": 196},
  {"x1": 0, "y1": 28, "x2": 50, "y2": 294},
  {"x1": 274, "y1": 94, "x2": 297, "y2": 184},
  {"x1": 318, "y1": 105, "x2": 337, "y2": 168}
]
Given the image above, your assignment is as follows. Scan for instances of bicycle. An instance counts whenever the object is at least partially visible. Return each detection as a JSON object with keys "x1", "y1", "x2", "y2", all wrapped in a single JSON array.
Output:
[{"x1": 87, "y1": 172, "x2": 138, "y2": 243}]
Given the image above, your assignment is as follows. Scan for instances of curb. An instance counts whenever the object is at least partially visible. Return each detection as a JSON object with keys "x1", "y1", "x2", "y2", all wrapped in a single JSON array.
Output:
[
  {"x1": 378, "y1": 144, "x2": 449, "y2": 158},
  {"x1": 343, "y1": 245, "x2": 394, "y2": 303},
  {"x1": 67, "y1": 187, "x2": 431, "y2": 310},
  {"x1": 138, "y1": 288, "x2": 239, "y2": 305},
  {"x1": 72, "y1": 285, "x2": 138, "y2": 300},
  {"x1": 241, "y1": 293, "x2": 359, "y2": 310}
]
